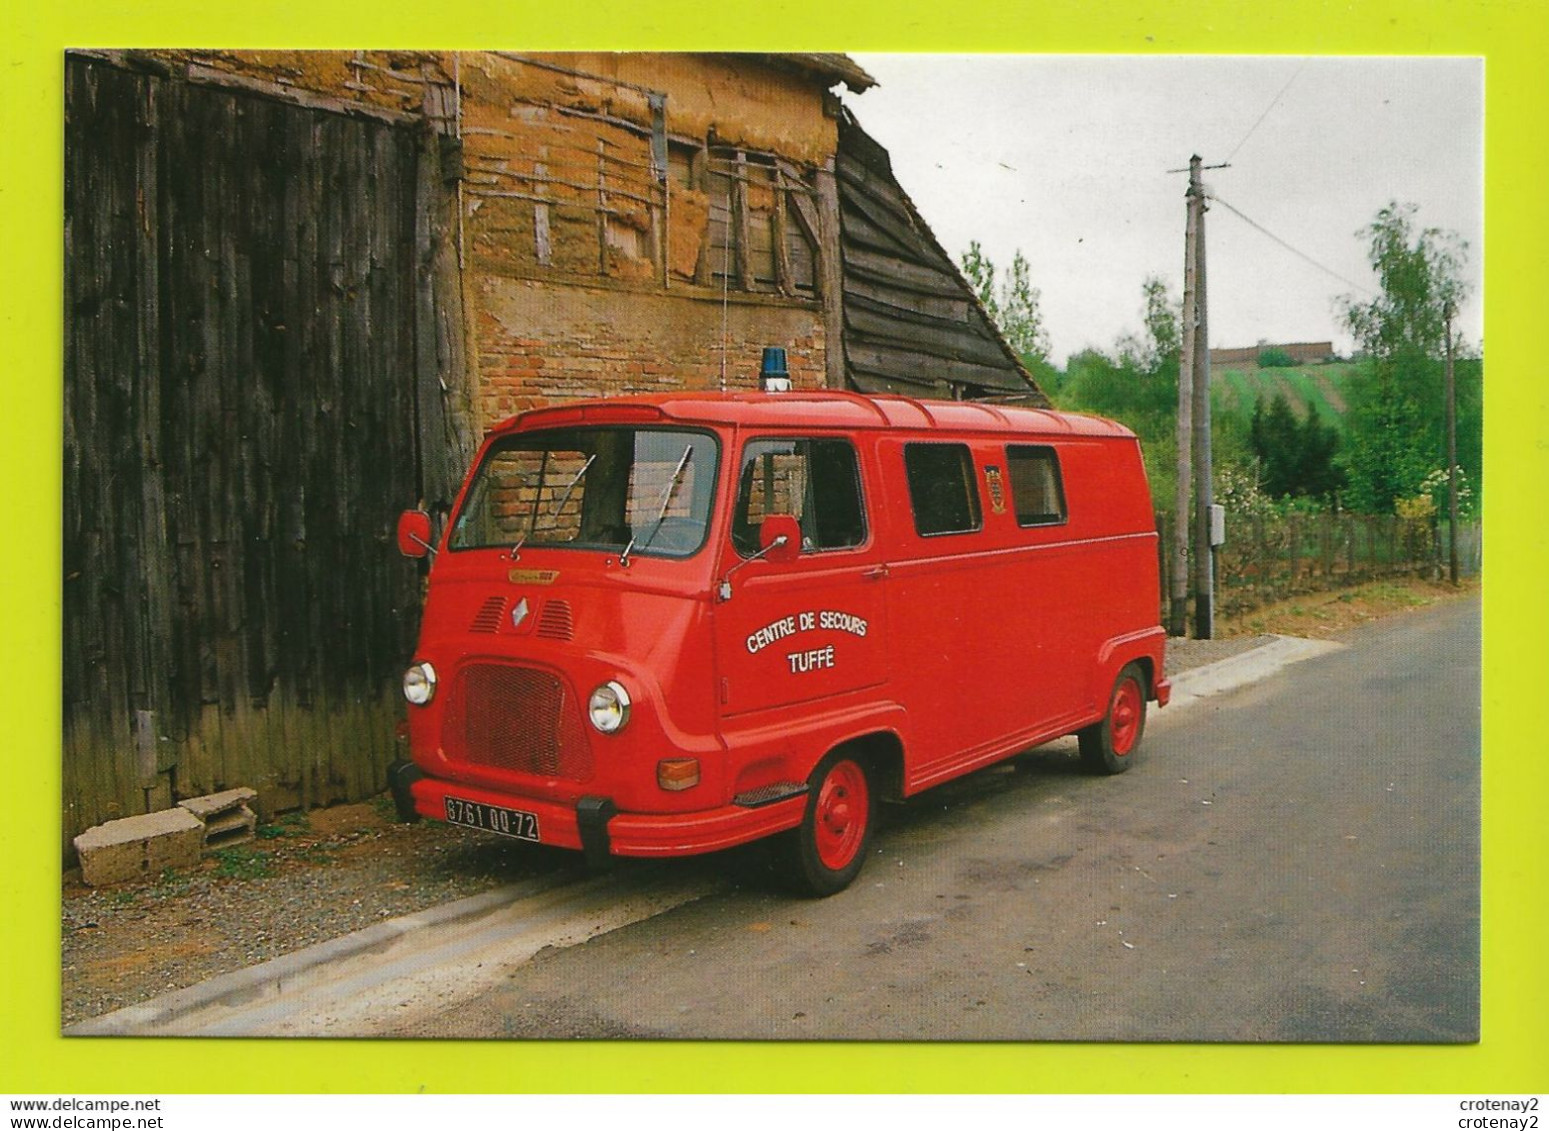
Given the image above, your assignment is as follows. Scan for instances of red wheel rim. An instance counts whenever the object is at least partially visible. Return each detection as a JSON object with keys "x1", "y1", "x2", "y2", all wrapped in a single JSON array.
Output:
[
  {"x1": 813, "y1": 759, "x2": 869, "y2": 871},
  {"x1": 1110, "y1": 677, "x2": 1143, "y2": 756}
]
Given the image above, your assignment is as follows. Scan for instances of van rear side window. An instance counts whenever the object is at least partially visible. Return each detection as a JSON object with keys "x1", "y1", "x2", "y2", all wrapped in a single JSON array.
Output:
[
  {"x1": 905, "y1": 443, "x2": 982, "y2": 537},
  {"x1": 733, "y1": 438, "x2": 867, "y2": 556},
  {"x1": 1006, "y1": 444, "x2": 1068, "y2": 526}
]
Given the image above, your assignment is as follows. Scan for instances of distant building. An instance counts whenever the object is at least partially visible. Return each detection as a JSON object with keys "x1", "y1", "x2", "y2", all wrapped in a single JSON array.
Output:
[{"x1": 1210, "y1": 341, "x2": 1337, "y2": 366}]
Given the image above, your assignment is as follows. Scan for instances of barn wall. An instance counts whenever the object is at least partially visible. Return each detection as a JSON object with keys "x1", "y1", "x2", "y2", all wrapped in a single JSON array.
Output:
[
  {"x1": 837, "y1": 112, "x2": 1046, "y2": 402},
  {"x1": 63, "y1": 56, "x2": 434, "y2": 845}
]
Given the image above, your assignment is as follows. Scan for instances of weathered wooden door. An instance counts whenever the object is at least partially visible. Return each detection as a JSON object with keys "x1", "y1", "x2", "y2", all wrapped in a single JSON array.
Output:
[{"x1": 64, "y1": 55, "x2": 434, "y2": 846}]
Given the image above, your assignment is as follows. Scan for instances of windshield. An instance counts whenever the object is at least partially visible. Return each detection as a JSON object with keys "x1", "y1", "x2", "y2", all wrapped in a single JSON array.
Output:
[{"x1": 448, "y1": 427, "x2": 720, "y2": 558}]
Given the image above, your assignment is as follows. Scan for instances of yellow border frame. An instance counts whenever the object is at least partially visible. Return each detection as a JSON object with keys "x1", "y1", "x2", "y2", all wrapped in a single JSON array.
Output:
[{"x1": 4, "y1": 0, "x2": 1545, "y2": 1094}]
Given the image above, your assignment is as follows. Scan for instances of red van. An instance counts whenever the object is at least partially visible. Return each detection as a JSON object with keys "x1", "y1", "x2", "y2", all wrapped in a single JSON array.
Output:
[{"x1": 390, "y1": 384, "x2": 1168, "y2": 895}]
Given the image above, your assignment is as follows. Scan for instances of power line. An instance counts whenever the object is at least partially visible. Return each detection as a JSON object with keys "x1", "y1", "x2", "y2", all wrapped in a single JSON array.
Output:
[
  {"x1": 1210, "y1": 193, "x2": 1375, "y2": 296},
  {"x1": 1223, "y1": 59, "x2": 1308, "y2": 164}
]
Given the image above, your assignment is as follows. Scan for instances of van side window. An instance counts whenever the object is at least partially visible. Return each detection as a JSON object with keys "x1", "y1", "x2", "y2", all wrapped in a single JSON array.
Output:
[
  {"x1": 905, "y1": 443, "x2": 983, "y2": 537},
  {"x1": 1006, "y1": 445, "x2": 1068, "y2": 526},
  {"x1": 733, "y1": 439, "x2": 867, "y2": 557}
]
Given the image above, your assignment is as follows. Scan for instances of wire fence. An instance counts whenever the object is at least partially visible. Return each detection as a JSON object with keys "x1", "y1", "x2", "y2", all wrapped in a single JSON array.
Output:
[{"x1": 1158, "y1": 510, "x2": 1482, "y2": 620}]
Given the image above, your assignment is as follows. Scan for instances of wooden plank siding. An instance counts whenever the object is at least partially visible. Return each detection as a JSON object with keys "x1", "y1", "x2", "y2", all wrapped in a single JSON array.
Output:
[
  {"x1": 63, "y1": 55, "x2": 438, "y2": 851},
  {"x1": 835, "y1": 113, "x2": 1047, "y2": 404}
]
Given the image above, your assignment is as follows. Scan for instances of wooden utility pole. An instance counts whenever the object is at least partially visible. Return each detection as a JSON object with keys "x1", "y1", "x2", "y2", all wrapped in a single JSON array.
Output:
[
  {"x1": 1444, "y1": 299, "x2": 1460, "y2": 586},
  {"x1": 1187, "y1": 156, "x2": 1217, "y2": 638},
  {"x1": 1170, "y1": 162, "x2": 1199, "y2": 638}
]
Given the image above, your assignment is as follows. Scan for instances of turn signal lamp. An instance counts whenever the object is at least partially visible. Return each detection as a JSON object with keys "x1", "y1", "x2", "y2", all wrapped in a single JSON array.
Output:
[{"x1": 657, "y1": 758, "x2": 700, "y2": 791}]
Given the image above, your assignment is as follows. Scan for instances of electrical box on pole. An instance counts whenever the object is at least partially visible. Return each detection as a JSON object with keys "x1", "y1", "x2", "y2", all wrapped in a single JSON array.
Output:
[{"x1": 1209, "y1": 503, "x2": 1226, "y2": 548}]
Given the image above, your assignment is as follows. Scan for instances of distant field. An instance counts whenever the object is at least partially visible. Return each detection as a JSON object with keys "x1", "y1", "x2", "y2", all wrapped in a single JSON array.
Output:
[{"x1": 1214, "y1": 360, "x2": 1365, "y2": 435}]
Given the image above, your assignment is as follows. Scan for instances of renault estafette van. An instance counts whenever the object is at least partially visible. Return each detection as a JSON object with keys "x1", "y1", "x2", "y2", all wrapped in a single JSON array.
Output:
[{"x1": 389, "y1": 386, "x2": 1169, "y2": 895}]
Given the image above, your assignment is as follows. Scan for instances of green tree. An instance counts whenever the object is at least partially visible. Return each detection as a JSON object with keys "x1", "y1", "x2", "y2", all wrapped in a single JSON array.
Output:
[
  {"x1": 1338, "y1": 202, "x2": 1471, "y2": 513},
  {"x1": 1250, "y1": 393, "x2": 1301, "y2": 497},
  {"x1": 959, "y1": 242, "x2": 1051, "y2": 367},
  {"x1": 960, "y1": 240, "x2": 999, "y2": 323},
  {"x1": 1065, "y1": 276, "x2": 1179, "y2": 426},
  {"x1": 1250, "y1": 393, "x2": 1344, "y2": 500},
  {"x1": 1000, "y1": 251, "x2": 1052, "y2": 365},
  {"x1": 1058, "y1": 278, "x2": 1183, "y2": 508},
  {"x1": 1295, "y1": 403, "x2": 1345, "y2": 501}
]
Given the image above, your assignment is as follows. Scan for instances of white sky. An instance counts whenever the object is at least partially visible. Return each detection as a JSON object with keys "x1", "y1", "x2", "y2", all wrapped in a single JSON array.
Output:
[{"x1": 844, "y1": 54, "x2": 1484, "y2": 367}]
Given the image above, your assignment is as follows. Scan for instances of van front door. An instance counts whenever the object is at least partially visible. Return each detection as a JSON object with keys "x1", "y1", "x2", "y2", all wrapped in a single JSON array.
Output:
[{"x1": 713, "y1": 436, "x2": 889, "y2": 719}]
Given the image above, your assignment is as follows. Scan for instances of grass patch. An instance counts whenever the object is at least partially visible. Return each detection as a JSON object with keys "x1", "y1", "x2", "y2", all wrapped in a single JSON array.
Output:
[
  {"x1": 1359, "y1": 581, "x2": 1430, "y2": 607},
  {"x1": 212, "y1": 845, "x2": 275, "y2": 880},
  {"x1": 1220, "y1": 575, "x2": 1477, "y2": 639},
  {"x1": 256, "y1": 811, "x2": 310, "y2": 840}
]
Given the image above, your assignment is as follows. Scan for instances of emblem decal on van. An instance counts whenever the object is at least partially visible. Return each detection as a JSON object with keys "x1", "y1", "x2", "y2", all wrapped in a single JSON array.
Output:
[
  {"x1": 985, "y1": 466, "x2": 1007, "y2": 515},
  {"x1": 508, "y1": 569, "x2": 560, "y2": 585}
]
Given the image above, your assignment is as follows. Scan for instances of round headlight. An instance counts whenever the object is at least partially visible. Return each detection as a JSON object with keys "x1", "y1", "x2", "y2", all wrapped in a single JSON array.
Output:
[
  {"x1": 587, "y1": 681, "x2": 631, "y2": 733},
  {"x1": 403, "y1": 661, "x2": 437, "y2": 706}
]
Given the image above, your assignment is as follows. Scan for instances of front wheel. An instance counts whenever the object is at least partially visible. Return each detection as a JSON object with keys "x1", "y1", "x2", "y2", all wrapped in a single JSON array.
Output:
[
  {"x1": 774, "y1": 751, "x2": 875, "y2": 897},
  {"x1": 1079, "y1": 663, "x2": 1148, "y2": 774}
]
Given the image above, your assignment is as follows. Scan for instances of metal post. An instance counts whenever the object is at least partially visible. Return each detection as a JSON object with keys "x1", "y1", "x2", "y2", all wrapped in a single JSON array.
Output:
[{"x1": 1444, "y1": 300, "x2": 1460, "y2": 586}]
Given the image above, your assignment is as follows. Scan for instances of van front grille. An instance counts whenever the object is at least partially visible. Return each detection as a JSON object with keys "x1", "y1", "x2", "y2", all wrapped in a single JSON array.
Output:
[{"x1": 442, "y1": 664, "x2": 593, "y2": 781}]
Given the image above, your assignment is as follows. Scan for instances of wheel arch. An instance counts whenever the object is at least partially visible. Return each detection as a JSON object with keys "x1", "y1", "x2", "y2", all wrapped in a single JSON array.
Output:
[
  {"x1": 830, "y1": 729, "x2": 906, "y2": 803},
  {"x1": 1094, "y1": 628, "x2": 1167, "y2": 705}
]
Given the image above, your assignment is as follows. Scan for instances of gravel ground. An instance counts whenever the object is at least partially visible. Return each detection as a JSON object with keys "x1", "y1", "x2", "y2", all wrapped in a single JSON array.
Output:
[
  {"x1": 60, "y1": 634, "x2": 1273, "y2": 1028},
  {"x1": 1166, "y1": 633, "x2": 1275, "y2": 673},
  {"x1": 61, "y1": 805, "x2": 580, "y2": 1026}
]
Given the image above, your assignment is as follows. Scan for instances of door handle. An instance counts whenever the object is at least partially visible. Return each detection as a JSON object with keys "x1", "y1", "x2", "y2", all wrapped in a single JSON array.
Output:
[{"x1": 864, "y1": 564, "x2": 890, "y2": 581}]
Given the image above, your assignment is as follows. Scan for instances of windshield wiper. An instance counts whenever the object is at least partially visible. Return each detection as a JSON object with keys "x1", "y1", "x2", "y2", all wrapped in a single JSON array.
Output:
[
  {"x1": 621, "y1": 445, "x2": 693, "y2": 566},
  {"x1": 511, "y1": 453, "x2": 595, "y2": 558}
]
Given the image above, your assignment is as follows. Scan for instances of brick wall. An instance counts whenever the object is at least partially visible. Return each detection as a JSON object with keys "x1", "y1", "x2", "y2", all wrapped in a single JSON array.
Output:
[{"x1": 477, "y1": 278, "x2": 826, "y2": 423}]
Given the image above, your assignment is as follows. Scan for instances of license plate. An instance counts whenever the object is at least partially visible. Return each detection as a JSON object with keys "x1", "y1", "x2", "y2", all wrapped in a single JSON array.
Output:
[{"x1": 443, "y1": 796, "x2": 540, "y2": 842}]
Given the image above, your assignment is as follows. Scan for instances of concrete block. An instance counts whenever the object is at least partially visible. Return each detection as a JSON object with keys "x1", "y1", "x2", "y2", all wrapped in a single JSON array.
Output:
[
  {"x1": 178, "y1": 788, "x2": 259, "y2": 850},
  {"x1": 73, "y1": 808, "x2": 205, "y2": 887}
]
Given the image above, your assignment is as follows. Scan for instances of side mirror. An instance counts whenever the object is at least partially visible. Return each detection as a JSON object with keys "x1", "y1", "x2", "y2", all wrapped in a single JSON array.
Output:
[
  {"x1": 397, "y1": 509, "x2": 434, "y2": 558},
  {"x1": 759, "y1": 514, "x2": 802, "y2": 565}
]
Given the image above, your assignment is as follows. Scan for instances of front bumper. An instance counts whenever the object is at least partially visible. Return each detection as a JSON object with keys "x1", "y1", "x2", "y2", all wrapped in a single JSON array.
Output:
[{"x1": 400, "y1": 767, "x2": 807, "y2": 861}]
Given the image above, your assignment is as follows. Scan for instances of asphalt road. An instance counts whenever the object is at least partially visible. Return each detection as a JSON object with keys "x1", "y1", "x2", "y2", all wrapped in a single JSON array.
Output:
[{"x1": 394, "y1": 596, "x2": 1481, "y2": 1042}]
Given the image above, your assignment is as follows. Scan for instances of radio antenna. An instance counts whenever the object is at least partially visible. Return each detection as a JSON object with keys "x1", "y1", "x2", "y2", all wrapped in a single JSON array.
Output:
[{"x1": 719, "y1": 190, "x2": 731, "y2": 394}]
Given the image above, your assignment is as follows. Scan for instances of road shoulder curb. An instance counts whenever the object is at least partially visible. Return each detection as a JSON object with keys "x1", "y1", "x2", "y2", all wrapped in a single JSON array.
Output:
[{"x1": 1165, "y1": 634, "x2": 1344, "y2": 711}]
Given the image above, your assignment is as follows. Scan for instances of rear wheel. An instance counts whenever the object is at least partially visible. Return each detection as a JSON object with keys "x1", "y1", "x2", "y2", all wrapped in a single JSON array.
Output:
[
  {"x1": 775, "y1": 751, "x2": 875, "y2": 897},
  {"x1": 1079, "y1": 662, "x2": 1147, "y2": 774}
]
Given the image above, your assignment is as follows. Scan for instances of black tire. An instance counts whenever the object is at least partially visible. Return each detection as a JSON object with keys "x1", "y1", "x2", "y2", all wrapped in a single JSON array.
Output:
[
  {"x1": 773, "y1": 751, "x2": 875, "y2": 897},
  {"x1": 1078, "y1": 662, "x2": 1148, "y2": 775}
]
